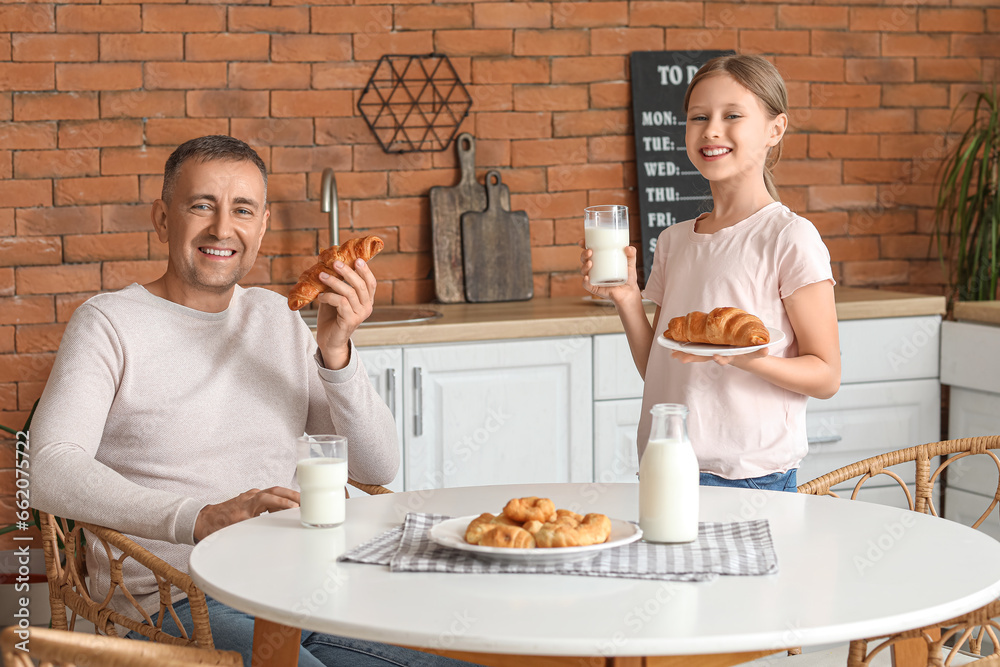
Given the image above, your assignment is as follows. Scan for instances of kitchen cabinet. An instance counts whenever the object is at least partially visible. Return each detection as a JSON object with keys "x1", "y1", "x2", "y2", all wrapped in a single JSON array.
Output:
[
  {"x1": 357, "y1": 346, "x2": 405, "y2": 492},
  {"x1": 592, "y1": 334, "x2": 643, "y2": 483}
]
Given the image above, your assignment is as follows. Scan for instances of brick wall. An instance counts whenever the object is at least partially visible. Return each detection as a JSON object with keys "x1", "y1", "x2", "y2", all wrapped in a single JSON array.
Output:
[{"x1": 0, "y1": 0, "x2": 998, "y2": 440}]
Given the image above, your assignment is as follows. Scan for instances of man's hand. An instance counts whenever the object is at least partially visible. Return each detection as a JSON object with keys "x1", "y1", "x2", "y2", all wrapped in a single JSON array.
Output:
[
  {"x1": 194, "y1": 487, "x2": 300, "y2": 542},
  {"x1": 315, "y1": 258, "x2": 377, "y2": 370}
]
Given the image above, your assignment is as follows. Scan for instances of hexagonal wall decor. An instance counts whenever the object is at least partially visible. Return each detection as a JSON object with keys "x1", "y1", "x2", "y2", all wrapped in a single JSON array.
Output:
[{"x1": 358, "y1": 54, "x2": 472, "y2": 153}]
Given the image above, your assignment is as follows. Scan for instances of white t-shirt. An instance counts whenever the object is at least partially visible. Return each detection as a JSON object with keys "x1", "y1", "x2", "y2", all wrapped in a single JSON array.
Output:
[{"x1": 639, "y1": 202, "x2": 835, "y2": 479}]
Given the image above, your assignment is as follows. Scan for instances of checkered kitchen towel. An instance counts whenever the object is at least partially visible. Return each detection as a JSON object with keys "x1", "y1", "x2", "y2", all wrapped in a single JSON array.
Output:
[{"x1": 339, "y1": 513, "x2": 777, "y2": 582}]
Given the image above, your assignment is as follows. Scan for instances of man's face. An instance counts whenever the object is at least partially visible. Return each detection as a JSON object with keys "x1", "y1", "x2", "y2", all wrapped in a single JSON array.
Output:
[{"x1": 153, "y1": 158, "x2": 269, "y2": 297}]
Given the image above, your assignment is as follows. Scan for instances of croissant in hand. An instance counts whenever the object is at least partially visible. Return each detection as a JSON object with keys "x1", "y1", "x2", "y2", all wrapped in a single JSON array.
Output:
[
  {"x1": 287, "y1": 236, "x2": 385, "y2": 311},
  {"x1": 666, "y1": 307, "x2": 770, "y2": 347}
]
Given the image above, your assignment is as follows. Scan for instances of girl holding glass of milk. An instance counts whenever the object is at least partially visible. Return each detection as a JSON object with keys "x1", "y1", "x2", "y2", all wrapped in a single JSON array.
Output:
[{"x1": 581, "y1": 54, "x2": 841, "y2": 492}]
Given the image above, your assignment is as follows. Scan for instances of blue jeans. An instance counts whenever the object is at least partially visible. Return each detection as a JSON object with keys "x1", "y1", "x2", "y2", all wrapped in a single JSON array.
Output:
[
  {"x1": 700, "y1": 469, "x2": 798, "y2": 492},
  {"x1": 127, "y1": 596, "x2": 478, "y2": 667}
]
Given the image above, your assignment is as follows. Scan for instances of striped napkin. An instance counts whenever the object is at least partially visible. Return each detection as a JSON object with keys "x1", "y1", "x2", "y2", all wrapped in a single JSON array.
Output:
[{"x1": 339, "y1": 513, "x2": 777, "y2": 581}]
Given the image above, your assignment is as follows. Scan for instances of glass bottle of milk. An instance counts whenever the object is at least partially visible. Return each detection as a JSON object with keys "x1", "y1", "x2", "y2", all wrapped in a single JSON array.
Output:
[{"x1": 638, "y1": 403, "x2": 699, "y2": 543}]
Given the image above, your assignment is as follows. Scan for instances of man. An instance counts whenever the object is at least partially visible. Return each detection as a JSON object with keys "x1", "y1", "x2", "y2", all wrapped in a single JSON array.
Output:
[{"x1": 32, "y1": 136, "x2": 468, "y2": 667}]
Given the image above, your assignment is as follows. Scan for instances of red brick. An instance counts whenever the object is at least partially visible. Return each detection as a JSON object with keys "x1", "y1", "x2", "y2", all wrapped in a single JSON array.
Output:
[
  {"x1": 0, "y1": 121, "x2": 55, "y2": 149},
  {"x1": 846, "y1": 210, "x2": 914, "y2": 236},
  {"x1": 101, "y1": 90, "x2": 185, "y2": 119},
  {"x1": 16, "y1": 264, "x2": 100, "y2": 295},
  {"x1": 0, "y1": 94, "x2": 9, "y2": 122},
  {"x1": 102, "y1": 33, "x2": 182, "y2": 62},
  {"x1": 384, "y1": 169, "x2": 451, "y2": 197},
  {"x1": 0, "y1": 296, "x2": 53, "y2": 325},
  {"x1": 474, "y1": 2, "x2": 550, "y2": 29},
  {"x1": 0, "y1": 63, "x2": 53, "y2": 92},
  {"x1": 64, "y1": 232, "x2": 147, "y2": 263},
  {"x1": 0, "y1": 5, "x2": 54, "y2": 32},
  {"x1": 849, "y1": 7, "x2": 917, "y2": 32},
  {"x1": 514, "y1": 29, "x2": 587, "y2": 57},
  {"x1": 511, "y1": 191, "x2": 587, "y2": 220},
  {"x1": 529, "y1": 245, "x2": 579, "y2": 273},
  {"x1": 57, "y1": 63, "x2": 141, "y2": 92},
  {"x1": 666, "y1": 28, "x2": 737, "y2": 51},
  {"x1": 312, "y1": 63, "x2": 375, "y2": 91},
  {"x1": 706, "y1": 3, "x2": 774, "y2": 29},
  {"x1": 916, "y1": 108, "x2": 970, "y2": 135},
  {"x1": 186, "y1": 34, "x2": 269, "y2": 62},
  {"x1": 15, "y1": 149, "x2": 98, "y2": 179},
  {"x1": 0, "y1": 352, "x2": 55, "y2": 382},
  {"x1": 847, "y1": 109, "x2": 915, "y2": 134},
  {"x1": 353, "y1": 32, "x2": 433, "y2": 62},
  {"x1": 229, "y1": 118, "x2": 312, "y2": 147},
  {"x1": 547, "y1": 163, "x2": 622, "y2": 192},
  {"x1": 811, "y1": 84, "x2": 880, "y2": 108},
  {"x1": 917, "y1": 58, "x2": 982, "y2": 83},
  {"x1": 391, "y1": 278, "x2": 434, "y2": 305},
  {"x1": 553, "y1": 109, "x2": 629, "y2": 138},
  {"x1": 825, "y1": 236, "x2": 880, "y2": 262},
  {"x1": 55, "y1": 292, "x2": 98, "y2": 322},
  {"x1": 812, "y1": 31, "x2": 879, "y2": 57},
  {"x1": 0, "y1": 209, "x2": 11, "y2": 237},
  {"x1": 260, "y1": 173, "x2": 303, "y2": 202},
  {"x1": 17, "y1": 206, "x2": 100, "y2": 236},
  {"x1": 326, "y1": 172, "x2": 387, "y2": 199},
  {"x1": 272, "y1": 35, "x2": 351, "y2": 63},
  {"x1": 777, "y1": 6, "x2": 845, "y2": 29},
  {"x1": 0, "y1": 334, "x2": 10, "y2": 356},
  {"x1": 990, "y1": 9, "x2": 1000, "y2": 32},
  {"x1": 741, "y1": 30, "x2": 809, "y2": 55},
  {"x1": 0, "y1": 179, "x2": 50, "y2": 208},
  {"x1": 592, "y1": 27, "x2": 663, "y2": 55},
  {"x1": 142, "y1": 119, "x2": 224, "y2": 146},
  {"x1": 588, "y1": 134, "x2": 633, "y2": 163},
  {"x1": 54, "y1": 176, "x2": 138, "y2": 206},
  {"x1": 807, "y1": 134, "x2": 879, "y2": 160},
  {"x1": 474, "y1": 111, "x2": 549, "y2": 140},
  {"x1": 144, "y1": 62, "x2": 226, "y2": 90},
  {"x1": 58, "y1": 119, "x2": 142, "y2": 149},
  {"x1": 512, "y1": 84, "x2": 587, "y2": 112},
  {"x1": 951, "y1": 35, "x2": 1000, "y2": 58},
  {"x1": 880, "y1": 133, "x2": 949, "y2": 160},
  {"x1": 397, "y1": 226, "x2": 430, "y2": 254},
  {"x1": 842, "y1": 160, "x2": 914, "y2": 185},
  {"x1": 788, "y1": 108, "x2": 846, "y2": 133},
  {"x1": 271, "y1": 146, "x2": 352, "y2": 174},
  {"x1": 229, "y1": 63, "x2": 310, "y2": 90},
  {"x1": 551, "y1": 56, "x2": 626, "y2": 84},
  {"x1": 845, "y1": 58, "x2": 914, "y2": 84},
  {"x1": 14, "y1": 92, "x2": 99, "y2": 123},
  {"x1": 345, "y1": 144, "x2": 428, "y2": 174},
  {"x1": 16, "y1": 323, "x2": 66, "y2": 354},
  {"x1": 102, "y1": 204, "x2": 150, "y2": 232},
  {"x1": 366, "y1": 252, "x2": 431, "y2": 282},
  {"x1": 472, "y1": 57, "x2": 549, "y2": 85},
  {"x1": 312, "y1": 5, "x2": 391, "y2": 33},
  {"x1": 271, "y1": 91, "x2": 352, "y2": 118},
  {"x1": 396, "y1": 5, "x2": 471, "y2": 30},
  {"x1": 918, "y1": 8, "x2": 983, "y2": 32},
  {"x1": 631, "y1": 1, "x2": 701, "y2": 27},
  {"x1": 139, "y1": 173, "x2": 166, "y2": 203},
  {"x1": 882, "y1": 34, "x2": 950, "y2": 58},
  {"x1": 229, "y1": 6, "x2": 309, "y2": 33},
  {"x1": 56, "y1": 6, "x2": 140, "y2": 33},
  {"x1": 773, "y1": 159, "x2": 843, "y2": 186},
  {"x1": 808, "y1": 185, "x2": 878, "y2": 211},
  {"x1": 511, "y1": 137, "x2": 587, "y2": 167},
  {"x1": 0, "y1": 237, "x2": 60, "y2": 268},
  {"x1": 143, "y1": 5, "x2": 225, "y2": 32},
  {"x1": 12, "y1": 34, "x2": 97, "y2": 62},
  {"x1": 259, "y1": 230, "x2": 317, "y2": 258},
  {"x1": 841, "y1": 261, "x2": 909, "y2": 287},
  {"x1": 466, "y1": 84, "x2": 512, "y2": 112},
  {"x1": 351, "y1": 198, "x2": 425, "y2": 230},
  {"x1": 187, "y1": 91, "x2": 268, "y2": 118},
  {"x1": 434, "y1": 30, "x2": 512, "y2": 57},
  {"x1": 100, "y1": 146, "x2": 174, "y2": 176},
  {"x1": 553, "y1": 2, "x2": 627, "y2": 28},
  {"x1": 102, "y1": 260, "x2": 167, "y2": 290},
  {"x1": 774, "y1": 57, "x2": 844, "y2": 82},
  {"x1": 882, "y1": 84, "x2": 949, "y2": 108}
]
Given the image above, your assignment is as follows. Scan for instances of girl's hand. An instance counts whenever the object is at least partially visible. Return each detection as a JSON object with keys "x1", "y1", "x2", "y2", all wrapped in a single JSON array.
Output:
[
  {"x1": 579, "y1": 241, "x2": 641, "y2": 306},
  {"x1": 670, "y1": 347, "x2": 770, "y2": 366}
]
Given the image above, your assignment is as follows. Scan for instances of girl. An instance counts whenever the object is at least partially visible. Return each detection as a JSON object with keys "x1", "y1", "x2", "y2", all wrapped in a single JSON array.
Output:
[{"x1": 582, "y1": 54, "x2": 840, "y2": 492}]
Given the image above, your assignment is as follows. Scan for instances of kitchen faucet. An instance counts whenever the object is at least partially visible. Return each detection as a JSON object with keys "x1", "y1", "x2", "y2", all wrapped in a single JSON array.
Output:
[{"x1": 321, "y1": 168, "x2": 338, "y2": 247}]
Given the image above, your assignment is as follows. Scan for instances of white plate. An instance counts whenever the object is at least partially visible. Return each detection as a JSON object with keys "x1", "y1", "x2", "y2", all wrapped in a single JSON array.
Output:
[
  {"x1": 428, "y1": 515, "x2": 642, "y2": 565},
  {"x1": 583, "y1": 295, "x2": 655, "y2": 307},
  {"x1": 656, "y1": 327, "x2": 786, "y2": 357}
]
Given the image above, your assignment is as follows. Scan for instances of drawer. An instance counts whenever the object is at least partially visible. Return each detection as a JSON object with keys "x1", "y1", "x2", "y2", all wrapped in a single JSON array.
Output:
[
  {"x1": 593, "y1": 398, "x2": 642, "y2": 483},
  {"x1": 593, "y1": 333, "x2": 644, "y2": 400},
  {"x1": 942, "y1": 321, "x2": 1000, "y2": 393},
  {"x1": 944, "y1": 488, "x2": 1000, "y2": 542},
  {"x1": 839, "y1": 316, "x2": 940, "y2": 384},
  {"x1": 800, "y1": 379, "x2": 940, "y2": 488}
]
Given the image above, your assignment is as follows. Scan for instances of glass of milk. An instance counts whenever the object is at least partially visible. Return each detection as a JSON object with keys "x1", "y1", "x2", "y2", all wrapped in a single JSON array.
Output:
[
  {"x1": 584, "y1": 204, "x2": 630, "y2": 286},
  {"x1": 296, "y1": 434, "x2": 348, "y2": 528}
]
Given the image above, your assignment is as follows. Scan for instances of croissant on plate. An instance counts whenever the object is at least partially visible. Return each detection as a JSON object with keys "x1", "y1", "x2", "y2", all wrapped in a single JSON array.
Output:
[
  {"x1": 287, "y1": 236, "x2": 385, "y2": 311},
  {"x1": 665, "y1": 307, "x2": 769, "y2": 347}
]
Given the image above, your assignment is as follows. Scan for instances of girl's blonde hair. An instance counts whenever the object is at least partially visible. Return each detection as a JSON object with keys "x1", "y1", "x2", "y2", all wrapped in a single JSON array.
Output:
[{"x1": 683, "y1": 54, "x2": 789, "y2": 201}]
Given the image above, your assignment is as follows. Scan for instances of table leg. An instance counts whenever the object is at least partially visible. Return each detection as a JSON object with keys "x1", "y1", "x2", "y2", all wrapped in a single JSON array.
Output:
[
  {"x1": 891, "y1": 627, "x2": 940, "y2": 667},
  {"x1": 251, "y1": 617, "x2": 300, "y2": 667},
  {"x1": 646, "y1": 650, "x2": 784, "y2": 666}
]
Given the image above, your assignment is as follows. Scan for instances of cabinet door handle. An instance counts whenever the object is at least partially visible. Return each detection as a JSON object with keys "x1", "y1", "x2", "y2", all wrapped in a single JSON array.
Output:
[
  {"x1": 808, "y1": 435, "x2": 843, "y2": 445},
  {"x1": 386, "y1": 368, "x2": 396, "y2": 420},
  {"x1": 413, "y1": 367, "x2": 423, "y2": 437}
]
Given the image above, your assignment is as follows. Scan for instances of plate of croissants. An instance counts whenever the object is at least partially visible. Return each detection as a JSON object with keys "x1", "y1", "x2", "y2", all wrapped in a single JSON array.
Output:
[
  {"x1": 657, "y1": 307, "x2": 785, "y2": 357},
  {"x1": 428, "y1": 497, "x2": 642, "y2": 565}
]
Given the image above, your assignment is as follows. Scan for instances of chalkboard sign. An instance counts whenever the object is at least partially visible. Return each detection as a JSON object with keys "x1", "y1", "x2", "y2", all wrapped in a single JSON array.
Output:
[{"x1": 630, "y1": 50, "x2": 732, "y2": 286}]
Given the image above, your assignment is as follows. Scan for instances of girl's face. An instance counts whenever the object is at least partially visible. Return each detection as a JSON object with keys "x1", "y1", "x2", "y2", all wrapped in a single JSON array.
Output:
[{"x1": 685, "y1": 73, "x2": 787, "y2": 190}]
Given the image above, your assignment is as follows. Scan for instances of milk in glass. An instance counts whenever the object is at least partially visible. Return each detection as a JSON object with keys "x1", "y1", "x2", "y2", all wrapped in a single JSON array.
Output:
[
  {"x1": 297, "y1": 457, "x2": 348, "y2": 527},
  {"x1": 639, "y1": 404, "x2": 699, "y2": 543},
  {"x1": 584, "y1": 205, "x2": 629, "y2": 286}
]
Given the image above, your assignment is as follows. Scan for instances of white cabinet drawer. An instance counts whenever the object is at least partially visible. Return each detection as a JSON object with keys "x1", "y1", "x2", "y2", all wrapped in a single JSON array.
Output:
[
  {"x1": 357, "y1": 346, "x2": 405, "y2": 492},
  {"x1": 941, "y1": 321, "x2": 1000, "y2": 393},
  {"x1": 593, "y1": 398, "x2": 642, "y2": 483},
  {"x1": 800, "y1": 379, "x2": 940, "y2": 488},
  {"x1": 839, "y1": 316, "x2": 940, "y2": 384},
  {"x1": 593, "y1": 334, "x2": 643, "y2": 400}
]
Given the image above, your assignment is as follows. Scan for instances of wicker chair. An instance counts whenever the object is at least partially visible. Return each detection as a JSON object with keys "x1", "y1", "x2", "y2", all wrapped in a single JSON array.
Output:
[
  {"x1": 0, "y1": 625, "x2": 242, "y2": 667},
  {"x1": 797, "y1": 435, "x2": 1000, "y2": 667}
]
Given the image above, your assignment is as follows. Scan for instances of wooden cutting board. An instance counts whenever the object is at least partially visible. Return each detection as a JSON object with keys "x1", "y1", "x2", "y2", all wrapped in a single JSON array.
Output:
[
  {"x1": 429, "y1": 133, "x2": 509, "y2": 303},
  {"x1": 461, "y1": 171, "x2": 533, "y2": 303}
]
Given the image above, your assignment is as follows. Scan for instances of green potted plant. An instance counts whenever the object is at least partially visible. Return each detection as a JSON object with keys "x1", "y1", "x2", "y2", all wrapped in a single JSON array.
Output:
[{"x1": 934, "y1": 85, "x2": 1000, "y2": 308}]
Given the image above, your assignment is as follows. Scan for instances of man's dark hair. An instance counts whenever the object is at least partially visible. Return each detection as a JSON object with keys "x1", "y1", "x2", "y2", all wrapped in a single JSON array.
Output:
[{"x1": 161, "y1": 135, "x2": 268, "y2": 204}]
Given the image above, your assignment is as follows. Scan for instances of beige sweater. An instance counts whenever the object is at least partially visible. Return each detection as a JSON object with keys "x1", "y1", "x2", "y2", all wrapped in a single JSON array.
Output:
[{"x1": 31, "y1": 284, "x2": 398, "y2": 622}]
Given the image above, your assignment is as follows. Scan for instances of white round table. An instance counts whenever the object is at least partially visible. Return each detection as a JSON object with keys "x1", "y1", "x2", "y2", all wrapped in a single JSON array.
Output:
[{"x1": 189, "y1": 483, "x2": 1000, "y2": 666}]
